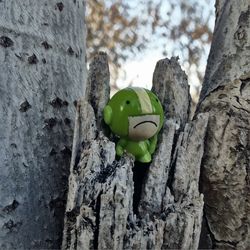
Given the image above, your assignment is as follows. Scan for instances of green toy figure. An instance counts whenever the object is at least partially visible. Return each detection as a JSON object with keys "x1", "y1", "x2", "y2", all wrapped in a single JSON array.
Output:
[{"x1": 103, "y1": 87, "x2": 164, "y2": 163}]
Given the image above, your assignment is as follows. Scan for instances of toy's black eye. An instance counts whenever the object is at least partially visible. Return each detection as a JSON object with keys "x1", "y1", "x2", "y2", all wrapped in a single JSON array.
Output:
[
  {"x1": 155, "y1": 98, "x2": 159, "y2": 102},
  {"x1": 126, "y1": 100, "x2": 130, "y2": 104}
]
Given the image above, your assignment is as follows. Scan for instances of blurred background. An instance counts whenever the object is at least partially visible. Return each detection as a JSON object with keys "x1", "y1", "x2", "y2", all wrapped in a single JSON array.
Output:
[{"x1": 86, "y1": 0, "x2": 215, "y2": 104}]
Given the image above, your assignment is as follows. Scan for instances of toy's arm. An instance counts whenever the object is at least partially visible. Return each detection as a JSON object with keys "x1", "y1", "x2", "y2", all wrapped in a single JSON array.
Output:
[
  {"x1": 103, "y1": 105, "x2": 112, "y2": 125},
  {"x1": 116, "y1": 138, "x2": 127, "y2": 156},
  {"x1": 148, "y1": 134, "x2": 158, "y2": 154}
]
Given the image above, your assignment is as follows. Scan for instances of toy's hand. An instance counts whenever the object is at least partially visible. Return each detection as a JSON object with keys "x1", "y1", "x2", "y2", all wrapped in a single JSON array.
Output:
[
  {"x1": 116, "y1": 145, "x2": 124, "y2": 156},
  {"x1": 148, "y1": 134, "x2": 158, "y2": 154},
  {"x1": 116, "y1": 138, "x2": 127, "y2": 157}
]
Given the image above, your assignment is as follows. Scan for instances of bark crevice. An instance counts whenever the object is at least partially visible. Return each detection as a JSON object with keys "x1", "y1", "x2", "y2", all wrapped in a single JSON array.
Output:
[{"x1": 93, "y1": 192, "x2": 102, "y2": 250}]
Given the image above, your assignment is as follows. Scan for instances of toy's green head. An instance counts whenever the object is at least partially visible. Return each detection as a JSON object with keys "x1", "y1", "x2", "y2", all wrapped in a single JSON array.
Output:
[{"x1": 104, "y1": 87, "x2": 164, "y2": 141}]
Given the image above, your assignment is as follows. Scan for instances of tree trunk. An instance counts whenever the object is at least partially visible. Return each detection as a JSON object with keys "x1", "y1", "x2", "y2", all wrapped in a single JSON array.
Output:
[
  {"x1": 62, "y1": 53, "x2": 208, "y2": 249},
  {"x1": 0, "y1": 0, "x2": 86, "y2": 249},
  {"x1": 197, "y1": 1, "x2": 250, "y2": 248}
]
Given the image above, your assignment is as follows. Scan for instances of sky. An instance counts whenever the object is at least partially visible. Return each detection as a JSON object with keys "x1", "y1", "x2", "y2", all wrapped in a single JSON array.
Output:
[
  {"x1": 114, "y1": 0, "x2": 215, "y2": 101},
  {"x1": 115, "y1": 40, "x2": 211, "y2": 100}
]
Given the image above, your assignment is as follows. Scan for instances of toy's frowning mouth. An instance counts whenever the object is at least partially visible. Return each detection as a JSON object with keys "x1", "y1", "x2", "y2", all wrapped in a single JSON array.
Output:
[
  {"x1": 128, "y1": 115, "x2": 160, "y2": 141},
  {"x1": 133, "y1": 120, "x2": 157, "y2": 129}
]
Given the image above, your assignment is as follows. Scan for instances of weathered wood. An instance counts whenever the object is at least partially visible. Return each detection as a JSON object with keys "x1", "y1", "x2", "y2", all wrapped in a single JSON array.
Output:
[
  {"x1": 85, "y1": 51, "x2": 110, "y2": 129},
  {"x1": 197, "y1": 1, "x2": 250, "y2": 249},
  {"x1": 62, "y1": 99, "x2": 134, "y2": 250},
  {"x1": 152, "y1": 57, "x2": 191, "y2": 128},
  {"x1": 62, "y1": 54, "x2": 208, "y2": 249},
  {"x1": 0, "y1": 1, "x2": 86, "y2": 249}
]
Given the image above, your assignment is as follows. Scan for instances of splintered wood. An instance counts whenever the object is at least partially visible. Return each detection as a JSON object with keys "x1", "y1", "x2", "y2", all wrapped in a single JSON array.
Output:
[{"x1": 62, "y1": 52, "x2": 208, "y2": 250}]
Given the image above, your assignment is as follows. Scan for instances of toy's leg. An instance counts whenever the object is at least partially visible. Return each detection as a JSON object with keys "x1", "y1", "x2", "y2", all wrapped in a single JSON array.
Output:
[{"x1": 138, "y1": 151, "x2": 151, "y2": 163}]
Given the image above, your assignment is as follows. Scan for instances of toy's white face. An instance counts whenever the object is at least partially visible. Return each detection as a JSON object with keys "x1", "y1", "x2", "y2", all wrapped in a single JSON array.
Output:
[{"x1": 128, "y1": 115, "x2": 160, "y2": 141}]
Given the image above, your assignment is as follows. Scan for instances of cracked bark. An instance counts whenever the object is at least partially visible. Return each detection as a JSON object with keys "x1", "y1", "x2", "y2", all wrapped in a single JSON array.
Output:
[
  {"x1": 62, "y1": 53, "x2": 208, "y2": 249},
  {"x1": 197, "y1": 1, "x2": 250, "y2": 249}
]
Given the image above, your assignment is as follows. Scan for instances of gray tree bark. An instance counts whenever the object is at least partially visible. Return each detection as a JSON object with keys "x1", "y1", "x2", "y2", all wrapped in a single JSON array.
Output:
[
  {"x1": 62, "y1": 53, "x2": 208, "y2": 249},
  {"x1": 0, "y1": 0, "x2": 86, "y2": 249},
  {"x1": 197, "y1": 1, "x2": 250, "y2": 249}
]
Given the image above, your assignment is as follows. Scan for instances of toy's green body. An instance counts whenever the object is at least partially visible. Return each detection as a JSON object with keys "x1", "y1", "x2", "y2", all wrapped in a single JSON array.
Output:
[{"x1": 103, "y1": 87, "x2": 164, "y2": 163}]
